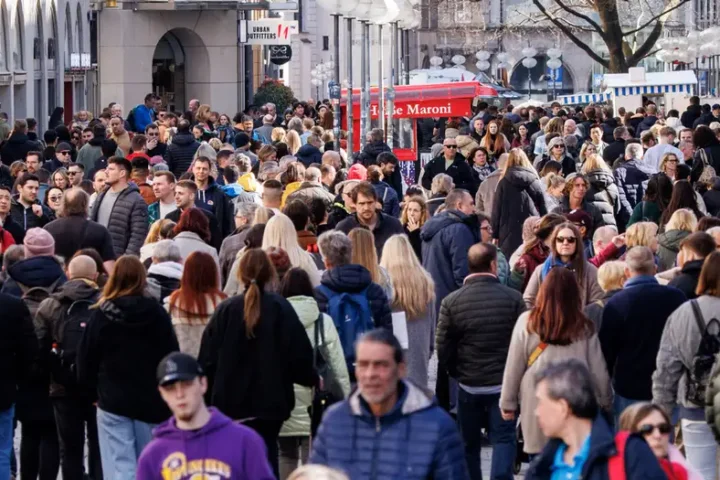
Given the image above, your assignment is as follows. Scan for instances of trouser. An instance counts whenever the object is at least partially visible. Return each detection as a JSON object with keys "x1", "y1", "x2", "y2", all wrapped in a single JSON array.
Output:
[
  {"x1": 278, "y1": 436, "x2": 310, "y2": 480},
  {"x1": 96, "y1": 408, "x2": 155, "y2": 480},
  {"x1": 243, "y1": 418, "x2": 283, "y2": 480},
  {"x1": 54, "y1": 397, "x2": 103, "y2": 480},
  {"x1": 457, "y1": 390, "x2": 516, "y2": 480},
  {"x1": 0, "y1": 406, "x2": 13, "y2": 480},
  {"x1": 20, "y1": 419, "x2": 60, "y2": 480}
]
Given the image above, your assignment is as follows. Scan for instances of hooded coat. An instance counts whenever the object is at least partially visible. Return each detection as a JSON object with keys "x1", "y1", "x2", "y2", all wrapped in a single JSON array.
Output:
[
  {"x1": 657, "y1": 229, "x2": 691, "y2": 272},
  {"x1": 195, "y1": 177, "x2": 234, "y2": 238},
  {"x1": 90, "y1": 183, "x2": 149, "y2": 256},
  {"x1": 585, "y1": 169, "x2": 622, "y2": 228},
  {"x1": 0, "y1": 255, "x2": 66, "y2": 298},
  {"x1": 491, "y1": 166, "x2": 547, "y2": 258},
  {"x1": 421, "y1": 210, "x2": 480, "y2": 313},
  {"x1": 421, "y1": 153, "x2": 475, "y2": 193},
  {"x1": 613, "y1": 160, "x2": 650, "y2": 220},
  {"x1": 309, "y1": 380, "x2": 469, "y2": 480},
  {"x1": 296, "y1": 143, "x2": 323, "y2": 167},
  {"x1": 164, "y1": 132, "x2": 200, "y2": 178},
  {"x1": 136, "y1": 408, "x2": 275, "y2": 480},
  {"x1": 76, "y1": 295, "x2": 179, "y2": 424}
]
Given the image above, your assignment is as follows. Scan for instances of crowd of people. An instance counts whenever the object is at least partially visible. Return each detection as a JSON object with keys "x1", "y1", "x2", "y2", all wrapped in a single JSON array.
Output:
[{"x1": 1, "y1": 92, "x2": 720, "y2": 480}]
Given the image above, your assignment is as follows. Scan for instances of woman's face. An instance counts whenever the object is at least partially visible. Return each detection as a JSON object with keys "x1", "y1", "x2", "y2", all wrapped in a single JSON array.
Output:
[
  {"x1": 585, "y1": 144, "x2": 596, "y2": 156},
  {"x1": 219, "y1": 115, "x2": 229, "y2": 126},
  {"x1": 46, "y1": 188, "x2": 63, "y2": 212},
  {"x1": 192, "y1": 126, "x2": 203, "y2": 139},
  {"x1": 54, "y1": 174, "x2": 68, "y2": 190},
  {"x1": 550, "y1": 182, "x2": 566, "y2": 197},
  {"x1": 519, "y1": 125, "x2": 527, "y2": 137},
  {"x1": 473, "y1": 150, "x2": 488, "y2": 167},
  {"x1": 78, "y1": 111, "x2": 88, "y2": 121},
  {"x1": 555, "y1": 228, "x2": 577, "y2": 257},
  {"x1": 663, "y1": 156, "x2": 678, "y2": 175},
  {"x1": 406, "y1": 201, "x2": 422, "y2": 223},
  {"x1": 489, "y1": 123, "x2": 498, "y2": 135},
  {"x1": 590, "y1": 128, "x2": 602, "y2": 142},
  {"x1": 637, "y1": 410, "x2": 671, "y2": 459},
  {"x1": 209, "y1": 113, "x2": 218, "y2": 124}
]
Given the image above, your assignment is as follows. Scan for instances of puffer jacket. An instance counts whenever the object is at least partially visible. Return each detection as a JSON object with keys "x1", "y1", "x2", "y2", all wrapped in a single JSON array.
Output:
[
  {"x1": 356, "y1": 141, "x2": 392, "y2": 167},
  {"x1": 371, "y1": 180, "x2": 400, "y2": 217},
  {"x1": 491, "y1": 166, "x2": 547, "y2": 258},
  {"x1": 10, "y1": 197, "x2": 54, "y2": 231},
  {"x1": 657, "y1": 229, "x2": 691, "y2": 272},
  {"x1": 280, "y1": 296, "x2": 350, "y2": 438},
  {"x1": 455, "y1": 134, "x2": 479, "y2": 159},
  {"x1": 585, "y1": 169, "x2": 621, "y2": 228},
  {"x1": 286, "y1": 181, "x2": 336, "y2": 208},
  {"x1": 309, "y1": 380, "x2": 469, "y2": 480},
  {"x1": 164, "y1": 132, "x2": 199, "y2": 178},
  {"x1": 0, "y1": 255, "x2": 66, "y2": 298},
  {"x1": 0, "y1": 133, "x2": 42, "y2": 165},
  {"x1": 437, "y1": 275, "x2": 526, "y2": 387},
  {"x1": 315, "y1": 264, "x2": 392, "y2": 331},
  {"x1": 551, "y1": 196, "x2": 606, "y2": 239},
  {"x1": 613, "y1": 160, "x2": 650, "y2": 221},
  {"x1": 90, "y1": 183, "x2": 149, "y2": 256},
  {"x1": 146, "y1": 261, "x2": 183, "y2": 303},
  {"x1": 421, "y1": 210, "x2": 480, "y2": 313}
]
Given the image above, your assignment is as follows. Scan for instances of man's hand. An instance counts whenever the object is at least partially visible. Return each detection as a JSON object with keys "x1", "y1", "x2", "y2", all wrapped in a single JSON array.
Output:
[
  {"x1": 146, "y1": 138, "x2": 158, "y2": 151},
  {"x1": 31, "y1": 204, "x2": 43, "y2": 217},
  {"x1": 501, "y1": 410, "x2": 516, "y2": 421},
  {"x1": 612, "y1": 233, "x2": 626, "y2": 248}
]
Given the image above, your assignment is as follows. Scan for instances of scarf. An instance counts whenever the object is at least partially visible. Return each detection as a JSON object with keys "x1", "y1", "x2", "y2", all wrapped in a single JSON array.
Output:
[
  {"x1": 473, "y1": 164, "x2": 495, "y2": 183},
  {"x1": 540, "y1": 255, "x2": 572, "y2": 281}
]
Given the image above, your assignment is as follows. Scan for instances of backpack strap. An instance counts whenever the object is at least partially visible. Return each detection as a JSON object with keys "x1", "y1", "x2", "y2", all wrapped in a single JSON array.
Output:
[
  {"x1": 607, "y1": 431, "x2": 630, "y2": 480},
  {"x1": 690, "y1": 299, "x2": 706, "y2": 334},
  {"x1": 527, "y1": 342, "x2": 548, "y2": 368},
  {"x1": 313, "y1": 312, "x2": 323, "y2": 369}
]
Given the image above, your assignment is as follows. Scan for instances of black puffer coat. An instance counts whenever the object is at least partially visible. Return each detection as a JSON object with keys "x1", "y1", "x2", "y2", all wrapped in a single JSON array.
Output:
[
  {"x1": 90, "y1": 183, "x2": 149, "y2": 256},
  {"x1": 613, "y1": 160, "x2": 650, "y2": 221},
  {"x1": 437, "y1": 275, "x2": 525, "y2": 386},
  {"x1": 164, "y1": 133, "x2": 199, "y2": 178},
  {"x1": 357, "y1": 141, "x2": 392, "y2": 167},
  {"x1": 585, "y1": 169, "x2": 621, "y2": 228},
  {"x1": 491, "y1": 166, "x2": 547, "y2": 258}
]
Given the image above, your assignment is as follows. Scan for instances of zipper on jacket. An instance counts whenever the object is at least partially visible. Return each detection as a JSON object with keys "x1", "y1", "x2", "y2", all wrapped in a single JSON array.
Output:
[{"x1": 370, "y1": 417, "x2": 381, "y2": 480}]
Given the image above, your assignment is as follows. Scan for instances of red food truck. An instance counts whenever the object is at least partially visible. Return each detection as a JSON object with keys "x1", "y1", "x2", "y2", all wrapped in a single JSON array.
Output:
[{"x1": 340, "y1": 81, "x2": 498, "y2": 187}]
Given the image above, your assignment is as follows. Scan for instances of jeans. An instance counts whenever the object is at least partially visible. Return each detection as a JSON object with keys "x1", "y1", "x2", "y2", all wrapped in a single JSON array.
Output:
[
  {"x1": 54, "y1": 397, "x2": 103, "y2": 480},
  {"x1": 0, "y1": 406, "x2": 13, "y2": 480},
  {"x1": 20, "y1": 419, "x2": 60, "y2": 480},
  {"x1": 613, "y1": 393, "x2": 641, "y2": 429},
  {"x1": 96, "y1": 408, "x2": 155, "y2": 480},
  {"x1": 457, "y1": 390, "x2": 516, "y2": 480},
  {"x1": 681, "y1": 418, "x2": 718, "y2": 480},
  {"x1": 278, "y1": 436, "x2": 310, "y2": 480},
  {"x1": 243, "y1": 418, "x2": 283, "y2": 480}
]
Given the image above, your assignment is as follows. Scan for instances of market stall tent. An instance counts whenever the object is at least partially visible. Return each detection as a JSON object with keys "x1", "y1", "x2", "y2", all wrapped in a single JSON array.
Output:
[{"x1": 602, "y1": 68, "x2": 697, "y2": 116}]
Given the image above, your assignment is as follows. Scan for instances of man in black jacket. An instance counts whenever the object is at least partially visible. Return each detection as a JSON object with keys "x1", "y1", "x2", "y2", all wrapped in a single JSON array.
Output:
[
  {"x1": 668, "y1": 232, "x2": 716, "y2": 299},
  {"x1": 681, "y1": 96, "x2": 702, "y2": 128},
  {"x1": 164, "y1": 120, "x2": 199, "y2": 179},
  {"x1": 436, "y1": 242, "x2": 525, "y2": 480},
  {"x1": 335, "y1": 182, "x2": 404, "y2": 258},
  {"x1": 0, "y1": 119, "x2": 42, "y2": 166},
  {"x1": 166, "y1": 180, "x2": 222, "y2": 251},
  {"x1": 421, "y1": 138, "x2": 474, "y2": 193},
  {"x1": 602, "y1": 126, "x2": 630, "y2": 165},
  {"x1": 10, "y1": 173, "x2": 55, "y2": 232},
  {"x1": 356, "y1": 128, "x2": 392, "y2": 166},
  {"x1": 0, "y1": 291, "x2": 38, "y2": 480}
]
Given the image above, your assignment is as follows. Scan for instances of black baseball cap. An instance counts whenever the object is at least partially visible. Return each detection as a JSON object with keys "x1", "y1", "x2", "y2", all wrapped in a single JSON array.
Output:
[{"x1": 157, "y1": 352, "x2": 204, "y2": 386}]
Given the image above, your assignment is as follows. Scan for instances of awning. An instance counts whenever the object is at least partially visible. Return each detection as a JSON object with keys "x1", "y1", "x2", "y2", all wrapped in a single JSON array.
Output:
[
  {"x1": 611, "y1": 84, "x2": 694, "y2": 96},
  {"x1": 602, "y1": 70, "x2": 697, "y2": 97},
  {"x1": 559, "y1": 91, "x2": 611, "y2": 105}
]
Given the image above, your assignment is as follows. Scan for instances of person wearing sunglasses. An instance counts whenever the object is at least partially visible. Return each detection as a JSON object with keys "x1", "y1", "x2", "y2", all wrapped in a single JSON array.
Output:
[
  {"x1": 42, "y1": 141, "x2": 74, "y2": 173},
  {"x1": 537, "y1": 136, "x2": 577, "y2": 177},
  {"x1": 420, "y1": 138, "x2": 475, "y2": 193},
  {"x1": 619, "y1": 403, "x2": 701, "y2": 480},
  {"x1": 523, "y1": 222, "x2": 603, "y2": 309}
]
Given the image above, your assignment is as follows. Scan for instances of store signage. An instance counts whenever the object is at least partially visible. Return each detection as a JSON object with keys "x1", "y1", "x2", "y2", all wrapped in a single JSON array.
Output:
[
  {"x1": 365, "y1": 98, "x2": 471, "y2": 119},
  {"x1": 69, "y1": 53, "x2": 91, "y2": 69},
  {"x1": 269, "y1": 45, "x2": 292, "y2": 65},
  {"x1": 245, "y1": 19, "x2": 299, "y2": 45}
]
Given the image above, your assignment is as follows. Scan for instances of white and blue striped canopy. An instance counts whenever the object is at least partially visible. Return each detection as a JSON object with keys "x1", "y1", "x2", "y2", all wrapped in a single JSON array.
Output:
[
  {"x1": 612, "y1": 84, "x2": 694, "y2": 96},
  {"x1": 559, "y1": 92, "x2": 610, "y2": 105}
]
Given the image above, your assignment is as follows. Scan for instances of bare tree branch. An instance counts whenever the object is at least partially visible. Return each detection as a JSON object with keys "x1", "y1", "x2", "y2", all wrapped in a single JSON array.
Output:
[
  {"x1": 550, "y1": 0, "x2": 605, "y2": 35},
  {"x1": 622, "y1": 0, "x2": 690, "y2": 36},
  {"x1": 627, "y1": 19, "x2": 664, "y2": 64},
  {"x1": 556, "y1": 17, "x2": 600, "y2": 31}
]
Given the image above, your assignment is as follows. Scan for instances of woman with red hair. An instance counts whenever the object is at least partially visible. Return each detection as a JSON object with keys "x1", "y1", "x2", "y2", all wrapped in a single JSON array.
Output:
[
  {"x1": 172, "y1": 208, "x2": 221, "y2": 276},
  {"x1": 480, "y1": 119, "x2": 510, "y2": 161}
]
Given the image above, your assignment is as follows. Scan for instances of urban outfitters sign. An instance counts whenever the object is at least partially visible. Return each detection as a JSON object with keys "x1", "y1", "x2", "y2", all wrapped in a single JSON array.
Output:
[{"x1": 245, "y1": 19, "x2": 299, "y2": 45}]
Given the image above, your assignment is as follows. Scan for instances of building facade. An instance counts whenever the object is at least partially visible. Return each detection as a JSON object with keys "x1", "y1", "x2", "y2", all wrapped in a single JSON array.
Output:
[{"x1": 0, "y1": 0, "x2": 93, "y2": 131}]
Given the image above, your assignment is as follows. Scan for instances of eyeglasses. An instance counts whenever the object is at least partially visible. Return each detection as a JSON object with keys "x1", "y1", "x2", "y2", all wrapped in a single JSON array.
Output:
[
  {"x1": 556, "y1": 236, "x2": 577, "y2": 244},
  {"x1": 68, "y1": 171, "x2": 80, "y2": 176},
  {"x1": 147, "y1": 133, "x2": 159, "y2": 137},
  {"x1": 553, "y1": 145, "x2": 565, "y2": 149},
  {"x1": 638, "y1": 423, "x2": 671, "y2": 436},
  {"x1": 59, "y1": 151, "x2": 70, "y2": 156},
  {"x1": 666, "y1": 158, "x2": 679, "y2": 163},
  {"x1": 48, "y1": 196, "x2": 62, "y2": 202},
  {"x1": 444, "y1": 145, "x2": 458, "y2": 149}
]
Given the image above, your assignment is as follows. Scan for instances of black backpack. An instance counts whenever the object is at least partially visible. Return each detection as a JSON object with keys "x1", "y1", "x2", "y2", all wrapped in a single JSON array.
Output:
[
  {"x1": 126, "y1": 106, "x2": 138, "y2": 133},
  {"x1": 50, "y1": 297, "x2": 96, "y2": 389},
  {"x1": 687, "y1": 300, "x2": 720, "y2": 405}
]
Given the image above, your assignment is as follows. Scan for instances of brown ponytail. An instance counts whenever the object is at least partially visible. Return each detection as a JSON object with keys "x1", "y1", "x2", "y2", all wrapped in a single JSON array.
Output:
[{"x1": 238, "y1": 248, "x2": 277, "y2": 338}]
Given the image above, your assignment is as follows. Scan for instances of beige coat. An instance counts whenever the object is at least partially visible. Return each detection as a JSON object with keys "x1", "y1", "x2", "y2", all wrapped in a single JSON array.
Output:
[
  {"x1": 523, "y1": 262, "x2": 603, "y2": 309},
  {"x1": 499, "y1": 312, "x2": 612, "y2": 453},
  {"x1": 165, "y1": 294, "x2": 224, "y2": 357}
]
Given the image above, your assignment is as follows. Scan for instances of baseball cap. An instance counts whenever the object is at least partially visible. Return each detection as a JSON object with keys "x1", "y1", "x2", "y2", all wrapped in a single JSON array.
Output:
[
  {"x1": 156, "y1": 352, "x2": 204, "y2": 386},
  {"x1": 56, "y1": 142, "x2": 72, "y2": 153},
  {"x1": 565, "y1": 209, "x2": 593, "y2": 230}
]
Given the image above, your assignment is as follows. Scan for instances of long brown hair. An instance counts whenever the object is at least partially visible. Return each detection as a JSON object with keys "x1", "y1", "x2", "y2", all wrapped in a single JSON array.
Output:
[
  {"x1": 618, "y1": 402, "x2": 671, "y2": 432},
  {"x1": 349, "y1": 228, "x2": 382, "y2": 285},
  {"x1": 481, "y1": 120, "x2": 506, "y2": 155},
  {"x1": 549, "y1": 222, "x2": 587, "y2": 287},
  {"x1": 168, "y1": 251, "x2": 226, "y2": 323},
  {"x1": 95, "y1": 255, "x2": 146, "y2": 306},
  {"x1": 527, "y1": 267, "x2": 594, "y2": 345},
  {"x1": 238, "y1": 248, "x2": 277, "y2": 338}
]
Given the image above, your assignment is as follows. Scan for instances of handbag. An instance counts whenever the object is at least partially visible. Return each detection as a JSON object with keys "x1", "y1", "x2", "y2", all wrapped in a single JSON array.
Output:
[{"x1": 309, "y1": 313, "x2": 343, "y2": 437}]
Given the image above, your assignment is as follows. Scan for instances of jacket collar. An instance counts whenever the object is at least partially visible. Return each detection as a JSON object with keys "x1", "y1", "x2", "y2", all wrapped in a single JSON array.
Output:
[
  {"x1": 624, "y1": 274, "x2": 658, "y2": 288},
  {"x1": 463, "y1": 273, "x2": 499, "y2": 285},
  {"x1": 681, "y1": 259, "x2": 705, "y2": 274},
  {"x1": 348, "y1": 380, "x2": 434, "y2": 419}
]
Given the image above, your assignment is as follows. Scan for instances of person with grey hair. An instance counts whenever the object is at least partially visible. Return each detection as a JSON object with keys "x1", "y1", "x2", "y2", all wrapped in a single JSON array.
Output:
[
  {"x1": 527, "y1": 359, "x2": 666, "y2": 480},
  {"x1": 614, "y1": 142, "x2": 651, "y2": 222},
  {"x1": 315, "y1": 231, "x2": 392, "y2": 369},
  {"x1": 218, "y1": 202, "x2": 259, "y2": 285},
  {"x1": 286, "y1": 166, "x2": 336, "y2": 209},
  {"x1": 255, "y1": 114, "x2": 276, "y2": 144},
  {"x1": 426, "y1": 173, "x2": 455, "y2": 217},
  {"x1": 598, "y1": 246, "x2": 686, "y2": 423},
  {"x1": 146, "y1": 239, "x2": 184, "y2": 303},
  {"x1": 44, "y1": 188, "x2": 116, "y2": 272},
  {"x1": 707, "y1": 226, "x2": 720, "y2": 247}
]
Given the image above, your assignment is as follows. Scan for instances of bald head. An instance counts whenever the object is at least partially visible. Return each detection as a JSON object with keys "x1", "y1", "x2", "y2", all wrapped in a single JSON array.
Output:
[
  {"x1": 625, "y1": 246, "x2": 656, "y2": 277},
  {"x1": 322, "y1": 151, "x2": 341, "y2": 170},
  {"x1": 67, "y1": 255, "x2": 98, "y2": 281}
]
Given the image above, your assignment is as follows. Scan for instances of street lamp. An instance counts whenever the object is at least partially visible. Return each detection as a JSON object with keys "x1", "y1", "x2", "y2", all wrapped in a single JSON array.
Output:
[
  {"x1": 546, "y1": 47, "x2": 562, "y2": 100},
  {"x1": 348, "y1": 0, "x2": 373, "y2": 149},
  {"x1": 368, "y1": 0, "x2": 392, "y2": 132}
]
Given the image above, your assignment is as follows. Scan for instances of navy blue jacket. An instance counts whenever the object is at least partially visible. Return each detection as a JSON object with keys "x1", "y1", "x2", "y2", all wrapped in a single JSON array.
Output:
[
  {"x1": 335, "y1": 211, "x2": 404, "y2": 258},
  {"x1": 310, "y1": 380, "x2": 469, "y2": 480},
  {"x1": 371, "y1": 180, "x2": 400, "y2": 217},
  {"x1": 0, "y1": 256, "x2": 67, "y2": 298},
  {"x1": 296, "y1": 144, "x2": 322, "y2": 167},
  {"x1": 421, "y1": 210, "x2": 479, "y2": 314},
  {"x1": 636, "y1": 115, "x2": 658, "y2": 137},
  {"x1": 613, "y1": 160, "x2": 650, "y2": 223},
  {"x1": 164, "y1": 133, "x2": 199, "y2": 179},
  {"x1": 195, "y1": 177, "x2": 234, "y2": 239},
  {"x1": 598, "y1": 276, "x2": 686, "y2": 400},
  {"x1": 526, "y1": 414, "x2": 666, "y2": 480}
]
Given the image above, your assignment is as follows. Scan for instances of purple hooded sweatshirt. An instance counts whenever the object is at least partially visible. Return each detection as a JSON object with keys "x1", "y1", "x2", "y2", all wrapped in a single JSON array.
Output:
[{"x1": 136, "y1": 407, "x2": 275, "y2": 480}]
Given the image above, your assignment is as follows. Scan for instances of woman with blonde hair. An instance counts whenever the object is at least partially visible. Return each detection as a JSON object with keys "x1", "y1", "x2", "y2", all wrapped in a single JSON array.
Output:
[
  {"x1": 271, "y1": 127, "x2": 287, "y2": 144},
  {"x1": 379, "y1": 234, "x2": 436, "y2": 386},
  {"x1": 225, "y1": 213, "x2": 321, "y2": 295},
  {"x1": 491, "y1": 148, "x2": 547, "y2": 257},
  {"x1": 284, "y1": 130, "x2": 303, "y2": 155},
  {"x1": 52, "y1": 168, "x2": 70, "y2": 190},
  {"x1": 76, "y1": 255, "x2": 178, "y2": 477},
  {"x1": 657, "y1": 208, "x2": 698, "y2": 271},
  {"x1": 543, "y1": 172, "x2": 566, "y2": 211},
  {"x1": 578, "y1": 141, "x2": 598, "y2": 166},
  {"x1": 583, "y1": 260, "x2": 626, "y2": 328},
  {"x1": 349, "y1": 227, "x2": 393, "y2": 295},
  {"x1": 195, "y1": 104, "x2": 212, "y2": 125},
  {"x1": 288, "y1": 465, "x2": 349, "y2": 480},
  {"x1": 140, "y1": 219, "x2": 176, "y2": 263},
  {"x1": 401, "y1": 196, "x2": 428, "y2": 260}
]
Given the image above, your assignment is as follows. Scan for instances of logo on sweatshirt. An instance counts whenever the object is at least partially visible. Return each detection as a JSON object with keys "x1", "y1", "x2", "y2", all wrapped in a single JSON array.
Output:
[{"x1": 161, "y1": 452, "x2": 232, "y2": 479}]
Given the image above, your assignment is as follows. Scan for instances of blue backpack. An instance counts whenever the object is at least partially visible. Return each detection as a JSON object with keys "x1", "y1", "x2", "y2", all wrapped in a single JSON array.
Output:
[{"x1": 316, "y1": 285, "x2": 374, "y2": 374}]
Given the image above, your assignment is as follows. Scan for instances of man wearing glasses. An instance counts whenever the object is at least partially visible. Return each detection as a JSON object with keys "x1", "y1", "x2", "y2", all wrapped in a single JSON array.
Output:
[
  {"x1": 42, "y1": 142, "x2": 73, "y2": 173},
  {"x1": 67, "y1": 163, "x2": 85, "y2": 188},
  {"x1": 421, "y1": 138, "x2": 474, "y2": 193},
  {"x1": 145, "y1": 124, "x2": 166, "y2": 158}
]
